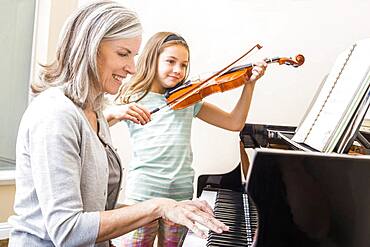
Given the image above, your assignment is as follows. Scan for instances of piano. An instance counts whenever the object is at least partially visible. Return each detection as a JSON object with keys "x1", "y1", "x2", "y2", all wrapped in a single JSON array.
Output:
[{"x1": 181, "y1": 124, "x2": 370, "y2": 247}]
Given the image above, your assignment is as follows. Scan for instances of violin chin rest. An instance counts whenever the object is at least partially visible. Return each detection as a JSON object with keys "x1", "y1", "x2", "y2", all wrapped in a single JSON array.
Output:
[{"x1": 164, "y1": 80, "x2": 191, "y2": 98}]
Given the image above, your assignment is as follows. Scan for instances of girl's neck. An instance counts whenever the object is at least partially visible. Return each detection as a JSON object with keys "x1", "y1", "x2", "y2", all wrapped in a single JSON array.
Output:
[{"x1": 150, "y1": 81, "x2": 165, "y2": 94}]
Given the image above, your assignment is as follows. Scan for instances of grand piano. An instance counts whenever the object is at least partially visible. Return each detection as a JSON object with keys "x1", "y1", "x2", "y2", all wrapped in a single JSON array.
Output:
[{"x1": 181, "y1": 123, "x2": 370, "y2": 247}]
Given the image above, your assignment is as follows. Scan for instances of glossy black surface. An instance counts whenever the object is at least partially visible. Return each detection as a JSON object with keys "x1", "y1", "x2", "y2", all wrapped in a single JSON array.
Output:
[{"x1": 248, "y1": 149, "x2": 370, "y2": 247}]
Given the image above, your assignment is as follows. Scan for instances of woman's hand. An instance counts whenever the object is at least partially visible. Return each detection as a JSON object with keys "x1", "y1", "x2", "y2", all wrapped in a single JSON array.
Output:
[
  {"x1": 104, "y1": 103, "x2": 151, "y2": 126},
  {"x1": 246, "y1": 61, "x2": 267, "y2": 84},
  {"x1": 154, "y1": 198, "x2": 229, "y2": 239}
]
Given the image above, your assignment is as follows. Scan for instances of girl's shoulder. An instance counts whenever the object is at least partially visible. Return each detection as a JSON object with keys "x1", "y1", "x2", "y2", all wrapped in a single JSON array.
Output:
[{"x1": 133, "y1": 92, "x2": 165, "y2": 104}]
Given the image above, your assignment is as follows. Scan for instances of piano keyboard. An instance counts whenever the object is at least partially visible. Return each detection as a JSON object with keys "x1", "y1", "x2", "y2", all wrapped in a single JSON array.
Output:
[{"x1": 182, "y1": 189, "x2": 258, "y2": 247}]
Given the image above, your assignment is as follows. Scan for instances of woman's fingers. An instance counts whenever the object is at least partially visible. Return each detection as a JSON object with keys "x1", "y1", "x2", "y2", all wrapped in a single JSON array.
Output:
[
  {"x1": 178, "y1": 200, "x2": 229, "y2": 234},
  {"x1": 184, "y1": 219, "x2": 208, "y2": 239},
  {"x1": 191, "y1": 209, "x2": 229, "y2": 232},
  {"x1": 182, "y1": 206, "x2": 228, "y2": 237},
  {"x1": 187, "y1": 199, "x2": 214, "y2": 216},
  {"x1": 161, "y1": 198, "x2": 229, "y2": 239},
  {"x1": 176, "y1": 208, "x2": 214, "y2": 239}
]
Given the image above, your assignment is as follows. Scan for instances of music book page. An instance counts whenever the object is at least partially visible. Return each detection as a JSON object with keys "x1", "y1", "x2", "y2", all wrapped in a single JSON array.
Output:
[
  {"x1": 336, "y1": 84, "x2": 370, "y2": 153},
  {"x1": 292, "y1": 38, "x2": 370, "y2": 152}
]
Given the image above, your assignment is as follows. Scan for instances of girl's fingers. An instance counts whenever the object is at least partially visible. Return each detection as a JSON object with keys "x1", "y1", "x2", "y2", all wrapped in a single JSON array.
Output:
[
  {"x1": 130, "y1": 105, "x2": 150, "y2": 122},
  {"x1": 127, "y1": 103, "x2": 151, "y2": 124},
  {"x1": 250, "y1": 62, "x2": 267, "y2": 81},
  {"x1": 126, "y1": 114, "x2": 140, "y2": 124},
  {"x1": 127, "y1": 109, "x2": 146, "y2": 124},
  {"x1": 133, "y1": 103, "x2": 152, "y2": 120}
]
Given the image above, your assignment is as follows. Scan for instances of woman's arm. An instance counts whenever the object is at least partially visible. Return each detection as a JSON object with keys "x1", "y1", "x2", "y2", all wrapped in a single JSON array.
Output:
[
  {"x1": 97, "y1": 198, "x2": 228, "y2": 242},
  {"x1": 28, "y1": 98, "x2": 225, "y2": 245},
  {"x1": 28, "y1": 100, "x2": 101, "y2": 247},
  {"x1": 196, "y1": 62, "x2": 267, "y2": 131}
]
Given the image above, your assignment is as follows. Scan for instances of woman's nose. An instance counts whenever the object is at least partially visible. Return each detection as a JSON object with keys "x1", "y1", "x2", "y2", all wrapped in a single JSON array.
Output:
[{"x1": 124, "y1": 58, "x2": 136, "y2": 75}]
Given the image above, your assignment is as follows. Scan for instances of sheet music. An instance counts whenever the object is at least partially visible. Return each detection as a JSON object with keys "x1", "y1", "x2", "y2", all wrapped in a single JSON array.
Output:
[
  {"x1": 336, "y1": 85, "x2": 370, "y2": 153},
  {"x1": 293, "y1": 38, "x2": 370, "y2": 152},
  {"x1": 292, "y1": 50, "x2": 350, "y2": 145}
]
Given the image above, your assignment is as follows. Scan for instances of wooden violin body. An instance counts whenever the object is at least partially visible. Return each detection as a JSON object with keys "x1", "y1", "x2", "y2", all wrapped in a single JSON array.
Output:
[{"x1": 164, "y1": 54, "x2": 305, "y2": 111}]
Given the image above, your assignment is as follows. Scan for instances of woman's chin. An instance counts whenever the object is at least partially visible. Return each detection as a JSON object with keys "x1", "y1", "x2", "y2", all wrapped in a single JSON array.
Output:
[{"x1": 105, "y1": 86, "x2": 120, "y2": 96}]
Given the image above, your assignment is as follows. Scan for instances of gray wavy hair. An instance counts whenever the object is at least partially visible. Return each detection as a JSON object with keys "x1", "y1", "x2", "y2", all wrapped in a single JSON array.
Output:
[{"x1": 32, "y1": 0, "x2": 142, "y2": 111}]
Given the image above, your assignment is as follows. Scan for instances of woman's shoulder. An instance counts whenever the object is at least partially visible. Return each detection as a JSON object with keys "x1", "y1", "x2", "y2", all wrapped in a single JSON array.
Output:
[
  {"x1": 26, "y1": 87, "x2": 82, "y2": 124},
  {"x1": 32, "y1": 87, "x2": 77, "y2": 109}
]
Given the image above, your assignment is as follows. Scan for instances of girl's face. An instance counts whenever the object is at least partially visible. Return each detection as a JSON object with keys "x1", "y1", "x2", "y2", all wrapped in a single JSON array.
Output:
[
  {"x1": 97, "y1": 36, "x2": 142, "y2": 95},
  {"x1": 151, "y1": 44, "x2": 189, "y2": 94}
]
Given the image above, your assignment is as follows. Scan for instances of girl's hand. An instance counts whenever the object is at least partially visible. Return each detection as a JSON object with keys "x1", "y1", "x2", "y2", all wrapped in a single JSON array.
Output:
[
  {"x1": 155, "y1": 198, "x2": 229, "y2": 239},
  {"x1": 104, "y1": 103, "x2": 151, "y2": 126},
  {"x1": 246, "y1": 61, "x2": 267, "y2": 83}
]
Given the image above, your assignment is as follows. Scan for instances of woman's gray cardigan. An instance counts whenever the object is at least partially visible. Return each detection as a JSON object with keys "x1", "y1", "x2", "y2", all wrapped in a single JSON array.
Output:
[{"x1": 8, "y1": 87, "x2": 122, "y2": 247}]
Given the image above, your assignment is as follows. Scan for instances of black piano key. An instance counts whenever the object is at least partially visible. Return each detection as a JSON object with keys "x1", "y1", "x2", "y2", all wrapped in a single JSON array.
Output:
[
  {"x1": 207, "y1": 243, "x2": 247, "y2": 247},
  {"x1": 207, "y1": 238, "x2": 249, "y2": 247},
  {"x1": 209, "y1": 233, "x2": 248, "y2": 242},
  {"x1": 206, "y1": 190, "x2": 258, "y2": 247}
]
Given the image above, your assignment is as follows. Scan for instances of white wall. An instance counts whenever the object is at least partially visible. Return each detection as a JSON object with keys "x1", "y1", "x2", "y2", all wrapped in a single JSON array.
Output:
[
  {"x1": 103, "y1": 0, "x2": 370, "y2": 186},
  {"x1": 109, "y1": 0, "x2": 370, "y2": 123}
]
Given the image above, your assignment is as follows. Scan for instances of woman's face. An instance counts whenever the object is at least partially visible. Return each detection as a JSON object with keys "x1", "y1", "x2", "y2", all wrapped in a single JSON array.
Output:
[
  {"x1": 151, "y1": 44, "x2": 189, "y2": 94},
  {"x1": 97, "y1": 36, "x2": 142, "y2": 95}
]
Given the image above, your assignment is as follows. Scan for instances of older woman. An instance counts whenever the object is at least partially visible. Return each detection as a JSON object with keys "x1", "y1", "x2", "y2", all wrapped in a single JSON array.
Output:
[{"x1": 8, "y1": 1, "x2": 227, "y2": 246}]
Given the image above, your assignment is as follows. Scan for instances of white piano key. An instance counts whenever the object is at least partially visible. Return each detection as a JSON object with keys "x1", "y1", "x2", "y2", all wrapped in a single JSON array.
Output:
[{"x1": 182, "y1": 190, "x2": 217, "y2": 247}]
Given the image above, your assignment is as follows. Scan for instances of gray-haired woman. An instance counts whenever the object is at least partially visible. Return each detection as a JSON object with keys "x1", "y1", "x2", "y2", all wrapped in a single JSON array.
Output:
[{"x1": 8, "y1": 1, "x2": 227, "y2": 246}]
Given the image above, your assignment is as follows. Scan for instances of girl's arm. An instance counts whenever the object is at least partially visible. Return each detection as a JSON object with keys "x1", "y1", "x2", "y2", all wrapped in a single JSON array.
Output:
[
  {"x1": 196, "y1": 61, "x2": 267, "y2": 131},
  {"x1": 97, "y1": 198, "x2": 228, "y2": 242},
  {"x1": 104, "y1": 103, "x2": 151, "y2": 126}
]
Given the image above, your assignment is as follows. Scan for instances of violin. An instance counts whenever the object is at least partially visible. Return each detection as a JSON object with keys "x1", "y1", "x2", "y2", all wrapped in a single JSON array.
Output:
[{"x1": 150, "y1": 44, "x2": 305, "y2": 114}]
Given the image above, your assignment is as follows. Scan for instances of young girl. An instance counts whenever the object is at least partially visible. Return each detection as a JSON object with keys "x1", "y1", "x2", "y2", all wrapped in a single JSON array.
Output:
[{"x1": 117, "y1": 32, "x2": 267, "y2": 246}]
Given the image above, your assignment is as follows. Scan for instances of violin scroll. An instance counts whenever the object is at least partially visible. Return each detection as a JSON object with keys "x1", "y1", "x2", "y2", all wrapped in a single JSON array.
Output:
[{"x1": 275, "y1": 54, "x2": 305, "y2": 67}]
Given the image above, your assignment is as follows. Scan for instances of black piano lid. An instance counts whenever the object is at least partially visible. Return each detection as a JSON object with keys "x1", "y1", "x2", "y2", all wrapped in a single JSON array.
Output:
[{"x1": 247, "y1": 148, "x2": 370, "y2": 247}]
